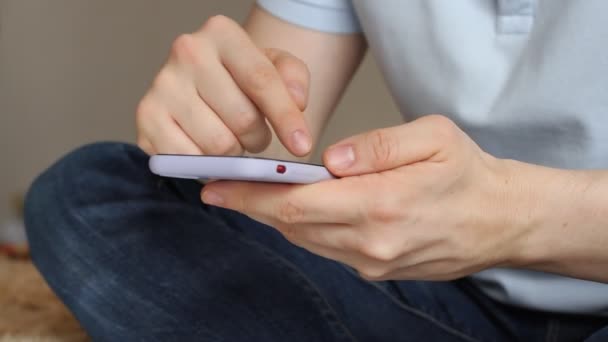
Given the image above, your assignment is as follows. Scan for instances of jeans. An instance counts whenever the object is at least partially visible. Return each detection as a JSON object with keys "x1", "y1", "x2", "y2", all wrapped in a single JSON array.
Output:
[{"x1": 24, "y1": 142, "x2": 608, "y2": 342}]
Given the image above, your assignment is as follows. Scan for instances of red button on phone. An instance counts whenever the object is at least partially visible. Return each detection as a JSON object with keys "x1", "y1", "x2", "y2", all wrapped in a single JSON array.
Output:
[{"x1": 276, "y1": 164, "x2": 286, "y2": 174}]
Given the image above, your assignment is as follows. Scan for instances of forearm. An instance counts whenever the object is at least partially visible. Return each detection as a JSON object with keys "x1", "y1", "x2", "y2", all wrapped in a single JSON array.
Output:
[
  {"x1": 504, "y1": 159, "x2": 608, "y2": 282},
  {"x1": 243, "y1": 5, "x2": 366, "y2": 161}
]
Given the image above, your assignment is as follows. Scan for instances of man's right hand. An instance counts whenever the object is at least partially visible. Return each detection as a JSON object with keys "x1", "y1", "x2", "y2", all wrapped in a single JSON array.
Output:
[{"x1": 136, "y1": 15, "x2": 312, "y2": 157}]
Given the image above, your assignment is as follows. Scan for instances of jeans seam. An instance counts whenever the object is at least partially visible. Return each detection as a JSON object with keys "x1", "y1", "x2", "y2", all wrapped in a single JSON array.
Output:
[
  {"x1": 341, "y1": 266, "x2": 482, "y2": 342},
  {"x1": 545, "y1": 319, "x2": 559, "y2": 342}
]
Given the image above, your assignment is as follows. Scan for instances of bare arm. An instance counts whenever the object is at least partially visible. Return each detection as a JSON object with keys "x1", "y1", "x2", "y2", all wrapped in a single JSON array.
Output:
[
  {"x1": 243, "y1": 6, "x2": 367, "y2": 161},
  {"x1": 505, "y1": 161, "x2": 608, "y2": 282}
]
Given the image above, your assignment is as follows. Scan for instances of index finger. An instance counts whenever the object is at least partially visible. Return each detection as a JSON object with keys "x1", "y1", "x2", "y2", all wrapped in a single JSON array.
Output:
[
  {"x1": 201, "y1": 178, "x2": 364, "y2": 225},
  {"x1": 210, "y1": 22, "x2": 312, "y2": 156}
]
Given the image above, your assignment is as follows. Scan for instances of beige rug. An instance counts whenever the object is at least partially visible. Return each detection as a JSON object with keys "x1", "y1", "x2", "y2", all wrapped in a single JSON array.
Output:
[{"x1": 0, "y1": 252, "x2": 89, "y2": 342}]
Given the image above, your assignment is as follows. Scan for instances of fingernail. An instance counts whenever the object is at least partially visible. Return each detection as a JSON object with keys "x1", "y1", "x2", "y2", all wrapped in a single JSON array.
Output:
[
  {"x1": 201, "y1": 191, "x2": 224, "y2": 206},
  {"x1": 326, "y1": 145, "x2": 355, "y2": 170},
  {"x1": 291, "y1": 129, "x2": 311, "y2": 155}
]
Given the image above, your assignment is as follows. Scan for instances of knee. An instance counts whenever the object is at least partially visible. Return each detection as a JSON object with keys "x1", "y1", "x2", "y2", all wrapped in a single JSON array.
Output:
[{"x1": 24, "y1": 142, "x2": 147, "y2": 267}]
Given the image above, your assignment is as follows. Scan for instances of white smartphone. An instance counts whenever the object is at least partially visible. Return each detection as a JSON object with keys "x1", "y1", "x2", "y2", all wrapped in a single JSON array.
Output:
[{"x1": 149, "y1": 155, "x2": 336, "y2": 184}]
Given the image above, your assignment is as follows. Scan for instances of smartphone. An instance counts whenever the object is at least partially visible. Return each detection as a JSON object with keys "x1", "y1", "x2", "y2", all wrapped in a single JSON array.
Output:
[{"x1": 149, "y1": 155, "x2": 336, "y2": 184}]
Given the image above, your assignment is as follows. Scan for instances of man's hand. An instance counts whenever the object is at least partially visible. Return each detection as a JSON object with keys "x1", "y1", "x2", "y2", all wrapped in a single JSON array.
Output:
[
  {"x1": 136, "y1": 15, "x2": 312, "y2": 157},
  {"x1": 201, "y1": 115, "x2": 528, "y2": 281}
]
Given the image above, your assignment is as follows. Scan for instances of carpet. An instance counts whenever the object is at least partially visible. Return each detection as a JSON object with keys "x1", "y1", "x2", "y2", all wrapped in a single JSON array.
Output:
[{"x1": 0, "y1": 249, "x2": 89, "y2": 342}]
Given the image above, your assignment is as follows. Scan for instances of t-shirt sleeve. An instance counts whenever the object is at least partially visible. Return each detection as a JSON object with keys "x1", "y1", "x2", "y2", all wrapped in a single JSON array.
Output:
[{"x1": 256, "y1": 0, "x2": 362, "y2": 33}]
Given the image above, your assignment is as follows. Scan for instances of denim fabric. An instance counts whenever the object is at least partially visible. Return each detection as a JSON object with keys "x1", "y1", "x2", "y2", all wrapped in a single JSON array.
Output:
[{"x1": 24, "y1": 143, "x2": 608, "y2": 341}]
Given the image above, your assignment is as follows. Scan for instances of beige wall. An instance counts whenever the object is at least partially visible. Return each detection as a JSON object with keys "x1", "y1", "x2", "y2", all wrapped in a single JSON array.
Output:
[{"x1": 0, "y1": 0, "x2": 401, "y2": 223}]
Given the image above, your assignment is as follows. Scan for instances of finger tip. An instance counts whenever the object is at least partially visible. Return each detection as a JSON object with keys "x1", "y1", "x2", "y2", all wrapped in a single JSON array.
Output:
[
  {"x1": 321, "y1": 151, "x2": 333, "y2": 168},
  {"x1": 290, "y1": 129, "x2": 312, "y2": 156},
  {"x1": 323, "y1": 144, "x2": 356, "y2": 175},
  {"x1": 201, "y1": 190, "x2": 225, "y2": 206}
]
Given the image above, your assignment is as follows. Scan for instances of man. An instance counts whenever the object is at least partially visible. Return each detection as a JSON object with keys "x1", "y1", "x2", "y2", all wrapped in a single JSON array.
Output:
[{"x1": 25, "y1": 0, "x2": 608, "y2": 340}]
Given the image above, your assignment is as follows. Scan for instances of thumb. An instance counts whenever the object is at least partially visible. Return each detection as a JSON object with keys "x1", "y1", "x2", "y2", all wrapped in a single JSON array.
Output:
[
  {"x1": 323, "y1": 115, "x2": 452, "y2": 176},
  {"x1": 264, "y1": 48, "x2": 310, "y2": 111}
]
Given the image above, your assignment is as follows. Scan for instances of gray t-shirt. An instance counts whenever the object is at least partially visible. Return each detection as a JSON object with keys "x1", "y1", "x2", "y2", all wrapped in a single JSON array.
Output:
[{"x1": 257, "y1": 0, "x2": 608, "y2": 315}]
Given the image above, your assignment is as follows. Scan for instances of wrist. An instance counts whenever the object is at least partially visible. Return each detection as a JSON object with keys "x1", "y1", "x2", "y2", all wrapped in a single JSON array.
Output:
[
  {"x1": 495, "y1": 158, "x2": 598, "y2": 269},
  {"x1": 483, "y1": 157, "x2": 536, "y2": 268},
  {"x1": 493, "y1": 158, "x2": 546, "y2": 268}
]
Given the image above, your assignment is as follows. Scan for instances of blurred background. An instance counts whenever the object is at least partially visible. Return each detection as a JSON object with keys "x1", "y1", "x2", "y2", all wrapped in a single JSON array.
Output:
[{"x1": 0, "y1": 0, "x2": 401, "y2": 236}]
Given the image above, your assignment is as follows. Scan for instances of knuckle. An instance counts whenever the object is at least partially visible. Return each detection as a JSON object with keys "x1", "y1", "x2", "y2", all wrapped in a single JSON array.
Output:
[
  {"x1": 365, "y1": 198, "x2": 402, "y2": 224},
  {"x1": 201, "y1": 15, "x2": 234, "y2": 33},
  {"x1": 245, "y1": 63, "x2": 278, "y2": 92},
  {"x1": 245, "y1": 128, "x2": 272, "y2": 154},
  {"x1": 263, "y1": 47, "x2": 281, "y2": 61},
  {"x1": 357, "y1": 266, "x2": 389, "y2": 281},
  {"x1": 276, "y1": 199, "x2": 304, "y2": 225},
  {"x1": 426, "y1": 114, "x2": 459, "y2": 143},
  {"x1": 279, "y1": 223, "x2": 299, "y2": 241},
  {"x1": 135, "y1": 98, "x2": 154, "y2": 123},
  {"x1": 207, "y1": 134, "x2": 241, "y2": 155},
  {"x1": 292, "y1": 59, "x2": 311, "y2": 83},
  {"x1": 280, "y1": 53, "x2": 310, "y2": 78},
  {"x1": 170, "y1": 33, "x2": 201, "y2": 64},
  {"x1": 368, "y1": 129, "x2": 397, "y2": 168},
  {"x1": 231, "y1": 110, "x2": 260, "y2": 136},
  {"x1": 425, "y1": 113, "x2": 453, "y2": 126},
  {"x1": 359, "y1": 238, "x2": 400, "y2": 262},
  {"x1": 151, "y1": 69, "x2": 176, "y2": 91}
]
